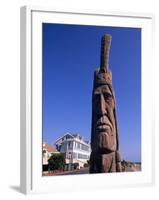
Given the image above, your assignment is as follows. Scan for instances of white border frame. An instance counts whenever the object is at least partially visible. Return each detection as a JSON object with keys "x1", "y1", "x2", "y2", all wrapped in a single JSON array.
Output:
[{"x1": 20, "y1": 6, "x2": 154, "y2": 194}]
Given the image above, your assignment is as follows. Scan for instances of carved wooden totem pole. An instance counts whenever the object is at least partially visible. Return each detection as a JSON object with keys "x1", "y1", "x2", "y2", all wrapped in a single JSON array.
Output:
[{"x1": 90, "y1": 34, "x2": 122, "y2": 173}]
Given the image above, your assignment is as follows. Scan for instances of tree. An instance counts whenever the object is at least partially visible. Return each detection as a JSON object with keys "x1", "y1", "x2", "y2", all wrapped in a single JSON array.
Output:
[{"x1": 48, "y1": 153, "x2": 65, "y2": 171}]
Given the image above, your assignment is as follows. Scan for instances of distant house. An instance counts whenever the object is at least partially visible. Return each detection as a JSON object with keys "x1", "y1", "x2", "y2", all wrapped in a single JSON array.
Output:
[
  {"x1": 54, "y1": 133, "x2": 91, "y2": 168},
  {"x1": 43, "y1": 143, "x2": 59, "y2": 171}
]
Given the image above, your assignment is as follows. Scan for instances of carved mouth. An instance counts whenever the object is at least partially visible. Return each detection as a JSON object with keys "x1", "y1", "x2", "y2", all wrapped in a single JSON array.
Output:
[
  {"x1": 96, "y1": 123, "x2": 112, "y2": 132},
  {"x1": 96, "y1": 116, "x2": 113, "y2": 132}
]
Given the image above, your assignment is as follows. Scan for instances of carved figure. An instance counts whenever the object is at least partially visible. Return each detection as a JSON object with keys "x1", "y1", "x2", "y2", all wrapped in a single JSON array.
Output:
[{"x1": 90, "y1": 35, "x2": 122, "y2": 173}]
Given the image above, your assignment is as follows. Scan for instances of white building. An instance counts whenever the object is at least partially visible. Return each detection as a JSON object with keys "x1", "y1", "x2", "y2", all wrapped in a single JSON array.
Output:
[{"x1": 55, "y1": 133, "x2": 91, "y2": 168}]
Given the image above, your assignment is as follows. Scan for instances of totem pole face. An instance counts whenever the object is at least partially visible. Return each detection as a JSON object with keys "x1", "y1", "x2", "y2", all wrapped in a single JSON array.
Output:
[
  {"x1": 90, "y1": 34, "x2": 122, "y2": 173},
  {"x1": 92, "y1": 71, "x2": 117, "y2": 153}
]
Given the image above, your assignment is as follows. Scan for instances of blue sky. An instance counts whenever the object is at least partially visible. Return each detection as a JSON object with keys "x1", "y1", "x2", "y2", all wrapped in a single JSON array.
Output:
[{"x1": 42, "y1": 23, "x2": 141, "y2": 162}]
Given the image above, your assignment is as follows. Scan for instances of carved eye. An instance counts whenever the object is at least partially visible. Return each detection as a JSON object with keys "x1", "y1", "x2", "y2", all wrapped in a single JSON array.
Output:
[
  {"x1": 103, "y1": 93, "x2": 111, "y2": 100},
  {"x1": 104, "y1": 94, "x2": 113, "y2": 105}
]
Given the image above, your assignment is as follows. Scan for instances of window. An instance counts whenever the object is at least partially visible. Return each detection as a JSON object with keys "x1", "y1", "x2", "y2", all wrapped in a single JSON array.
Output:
[
  {"x1": 81, "y1": 144, "x2": 89, "y2": 151},
  {"x1": 43, "y1": 150, "x2": 46, "y2": 154},
  {"x1": 78, "y1": 153, "x2": 88, "y2": 159},
  {"x1": 77, "y1": 142, "x2": 80, "y2": 149},
  {"x1": 60, "y1": 143, "x2": 66, "y2": 152},
  {"x1": 67, "y1": 152, "x2": 72, "y2": 159},
  {"x1": 73, "y1": 152, "x2": 77, "y2": 159},
  {"x1": 68, "y1": 141, "x2": 73, "y2": 149}
]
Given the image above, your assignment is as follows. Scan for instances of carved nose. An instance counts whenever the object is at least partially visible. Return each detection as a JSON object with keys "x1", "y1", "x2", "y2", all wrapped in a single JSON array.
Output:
[{"x1": 98, "y1": 94, "x2": 107, "y2": 115}]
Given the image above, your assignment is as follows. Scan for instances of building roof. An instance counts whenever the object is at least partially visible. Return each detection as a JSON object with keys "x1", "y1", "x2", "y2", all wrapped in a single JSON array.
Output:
[
  {"x1": 54, "y1": 133, "x2": 90, "y2": 146},
  {"x1": 54, "y1": 132, "x2": 74, "y2": 144},
  {"x1": 43, "y1": 143, "x2": 59, "y2": 153}
]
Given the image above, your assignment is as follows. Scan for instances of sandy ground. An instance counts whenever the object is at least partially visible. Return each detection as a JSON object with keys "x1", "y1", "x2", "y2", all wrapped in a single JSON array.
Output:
[{"x1": 43, "y1": 163, "x2": 141, "y2": 176}]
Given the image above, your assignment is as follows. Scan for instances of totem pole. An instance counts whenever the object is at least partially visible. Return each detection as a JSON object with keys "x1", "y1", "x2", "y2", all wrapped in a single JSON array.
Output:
[{"x1": 90, "y1": 34, "x2": 122, "y2": 173}]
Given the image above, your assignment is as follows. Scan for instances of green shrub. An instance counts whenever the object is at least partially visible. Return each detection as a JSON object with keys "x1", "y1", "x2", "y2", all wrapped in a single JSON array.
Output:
[
  {"x1": 73, "y1": 162, "x2": 79, "y2": 169},
  {"x1": 48, "y1": 153, "x2": 65, "y2": 171},
  {"x1": 84, "y1": 163, "x2": 89, "y2": 168}
]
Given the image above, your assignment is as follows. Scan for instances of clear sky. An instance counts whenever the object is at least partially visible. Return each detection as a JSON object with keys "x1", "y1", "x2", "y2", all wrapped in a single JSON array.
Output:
[{"x1": 42, "y1": 23, "x2": 141, "y2": 162}]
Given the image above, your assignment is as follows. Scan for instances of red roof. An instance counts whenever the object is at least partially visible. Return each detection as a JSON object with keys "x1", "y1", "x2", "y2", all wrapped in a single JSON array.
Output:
[{"x1": 43, "y1": 143, "x2": 59, "y2": 153}]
